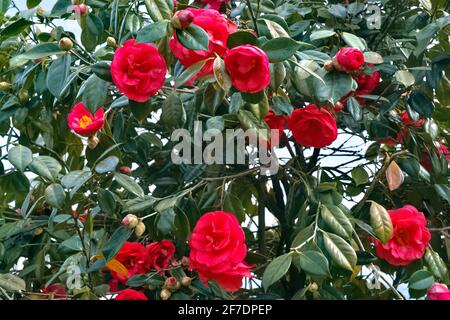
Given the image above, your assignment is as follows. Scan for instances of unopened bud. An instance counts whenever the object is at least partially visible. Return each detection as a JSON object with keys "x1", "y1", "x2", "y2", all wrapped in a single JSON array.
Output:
[
  {"x1": 18, "y1": 90, "x2": 29, "y2": 103},
  {"x1": 34, "y1": 227, "x2": 44, "y2": 236},
  {"x1": 119, "y1": 166, "x2": 132, "y2": 175},
  {"x1": 106, "y1": 36, "x2": 117, "y2": 48},
  {"x1": 122, "y1": 214, "x2": 139, "y2": 229},
  {"x1": 332, "y1": 56, "x2": 346, "y2": 72},
  {"x1": 334, "y1": 101, "x2": 344, "y2": 113},
  {"x1": 309, "y1": 282, "x2": 319, "y2": 292},
  {"x1": 181, "y1": 276, "x2": 191, "y2": 287},
  {"x1": 87, "y1": 135, "x2": 99, "y2": 149},
  {"x1": 73, "y1": 4, "x2": 88, "y2": 15},
  {"x1": 135, "y1": 221, "x2": 146, "y2": 237},
  {"x1": 36, "y1": 7, "x2": 46, "y2": 16},
  {"x1": 160, "y1": 289, "x2": 171, "y2": 300},
  {"x1": 59, "y1": 37, "x2": 73, "y2": 51},
  {"x1": 0, "y1": 82, "x2": 12, "y2": 90},
  {"x1": 164, "y1": 277, "x2": 181, "y2": 291},
  {"x1": 170, "y1": 10, "x2": 194, "y2": 30},
  {"x1": 324, "y1": 60, "x2": 334, "y2": 72}
]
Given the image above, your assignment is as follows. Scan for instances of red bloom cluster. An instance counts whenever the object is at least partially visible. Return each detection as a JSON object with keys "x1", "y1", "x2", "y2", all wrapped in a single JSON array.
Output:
[
  {"x1": 420, "y1": 142, "x2": 450, "y2": 172},
  {"x1": 68, "y1": 102, "x2": 104, "y2": 137},
  {"x1": 189, "y1": 211, "x2": 253, "y2": 292},
  {"x1": 198, "y1": 0, "x2": 230, "y2": 10},
  {"x1": 169, "y1": 8, "x2": 237, "y2": 80},
  {"x1": 374, "y1": 205, "x2": 430, "y2": 266},
  {"x1": 379, "y1": 111, "x2": 425, "y2": 146},
  {"x1": 114, "y1": 288, "x2": 149, "y2": 300},
  {"x1": 287, "y1": 105, "x2": 338, "y2": 148},
  {"x1": 111, "y1": 39, "x2": 167, "y2": 102},
  {"x1": 109, "y1": 240, "x2": 175, "y2": 291}
]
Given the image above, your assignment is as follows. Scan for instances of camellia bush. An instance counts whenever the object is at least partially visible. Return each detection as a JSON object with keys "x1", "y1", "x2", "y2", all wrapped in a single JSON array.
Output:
[{"x1": 0, "y1": 0, "x2": 450, "y2": 300}]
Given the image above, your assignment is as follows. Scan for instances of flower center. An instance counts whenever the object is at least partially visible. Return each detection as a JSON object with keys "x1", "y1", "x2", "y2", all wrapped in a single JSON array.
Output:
[{"x1": 79, "y1": 115, "x2": 93, "y2": 128}]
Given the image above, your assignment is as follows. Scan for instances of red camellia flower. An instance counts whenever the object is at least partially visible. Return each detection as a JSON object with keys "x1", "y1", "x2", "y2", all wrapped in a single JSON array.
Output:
[
  {"x1": 264, "y1": 110, "x2": 285, "y2": 137},
  {"x1": 169, "y1": 8, "x2": 237, "y2": 80},
  {"x1": 42, "y1": 283, "x2": 67, "y2": 299},
  {"x1": 111, "y1": 39, "x2": 166, "y2": 102},
  {"x1": 224, "y1": 44, "x2": 270, "y2": 93},
  {"x1": 111, "y1": 241, "x2": 147, "y2": 285},
  {"x1": 426, "y1": 283, "x2": 450, "y2": 300},
  {"x1": 189, "y1": 211, "x2": 253, "y2": 292},
  {"x1": 374, "y1": 205, "x2": 431, "y2": 266},
  {"x1": 333, "y1": 47, "x2": 365, "y2": 72},
  {"x1": 141, "y1": 239, "x2": 175, "y2": 271},
  {"x1": 67, "y1": 102, "x2": 104, "y2": 137},
  {"x1": 114, "y1": 289, "x2": 148, "y2": 300},
  {"x1": 286, "y1": 105, "x2": 338, "y2": 148},
  {"x1": 198, "y1": 0, "x2": 230, "y2": 10},
  {"x1": 355, "y1": 70, "x2": 381, "y2": 93}
]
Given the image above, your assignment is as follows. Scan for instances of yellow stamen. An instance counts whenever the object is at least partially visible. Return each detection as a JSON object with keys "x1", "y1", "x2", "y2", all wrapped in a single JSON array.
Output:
[{"x1": 79, "y1": 115, "x2": 93, "y2": 128}]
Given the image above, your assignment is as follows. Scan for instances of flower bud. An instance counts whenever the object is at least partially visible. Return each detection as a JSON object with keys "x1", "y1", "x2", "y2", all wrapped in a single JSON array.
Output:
[
  {"x1": 59, "y1": 37, "x2": 73, "y2": 51},
  {"x1": 34, "y1": 227, "x2": 44, "y2": 236},
  {"x1": 170, "y1": 10, "x2": 194, "y2": 30},
  {"x1": 36, "y1": 7, "x2": 46, "y2": 16},
  {"x1": 106, "y1": 36, "x2": 117, "y2": 48},
  {"x1": 164, "y1": 277, "x2": 180, "y2": 291},
  {"x1": 324, "y1": 60, "x2": 334, "y2": 72},
  {"x1": 119, "y1": 166, "x2": 132, "y2": 175},
  {"x1": 309, "y1": 282, "x2": 319, "y2": 292},
  {"x1": 122, "y1": 214, "x2": 139, "y2": 229},
  {"x1": 181, "y1": 276, "x2": 191, "y2": 287},
  {"x1": 160, "y1": 289, "x2": 171, "y2": 300},
  {"x1": 334, "y1": 101, "x2": 344, "y2": 113},
  {"x1": 73, "y1": 4, "x2": 88, "y2": 16},
  {"x1": 135, "y1": 221, "x2": 146, "y2": 237},
  {"x1": 87, "y1": 135, "x2": 99, "y2": 149},
  {"x1": 18, "y1": 90, "x2": 29, "y2": 103},
  {"x1": 0, "y1": 82, "x2": 12, "y2": 91}
]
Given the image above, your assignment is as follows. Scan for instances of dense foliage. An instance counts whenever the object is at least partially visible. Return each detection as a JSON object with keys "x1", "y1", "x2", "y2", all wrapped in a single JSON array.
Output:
[{"x1": 0, "y1": 0, "x2": 449, "y2": 300}]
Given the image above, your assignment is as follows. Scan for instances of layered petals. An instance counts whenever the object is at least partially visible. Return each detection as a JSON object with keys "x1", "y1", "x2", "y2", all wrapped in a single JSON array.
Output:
[{"x1": 68, "y1": 102, "x2": 104, "y2": 137}]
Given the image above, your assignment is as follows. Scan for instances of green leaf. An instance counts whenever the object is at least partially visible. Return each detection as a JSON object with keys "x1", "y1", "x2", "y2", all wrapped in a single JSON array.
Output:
[
  {"x1": 368, "y1": 201, "x2": 393, "y2": 244},
  {"x1": 95, "y1": 156, "x2": 119, "y2": 174},
  {"x1": 364, "y1": 51, "x2": 383, "y2": 64},
  {"x1": 29, "y1": 156, "x2": 62, "y2": 182},
  {"x1": 161, "y1": 93, "x2": 185, "y2": 130},
  {"x1": 310, "y1": 30, "x2": 336, "y2": 41},
  {"x1": 394, "y1": 70, "x2": 415, "y2": 87},
  {"x1": 0, "y1": 273, "x2": 26, "y2": 292},
  {"x1": 347, "y1": 96, "x2": 363, "y2": 121},
  {"x1": 102, "y1": 226, "x2": 133, "y2": 261},
  {"x1": 10, "y1": 43, "x2": 62, "y2": 67},
  {"x1": 408, "y1": 269, "x2": 434, "y2": 291},
  {"x1": 320, "y1": 204, "x2": 353, "y2": 239},
  {"x1": 0, "y1": 0, "x2": 11, "y2": 14},
  {"x1": 90, "y1": 61, "x2": 112, "y2": 82},
  {"x1": 323, "y1": 232, "x2": 357, "y2": 272},
  {"x1": 27, "y1": 0, "x2": 41, "y2": 8},
  {"x1": 81, "y1": 74, "x2": 108, "y2": 114},
  {"x1": 424, "y1": 248, "x2": 449, "y2": 281},
  {"x1": 175, "y1": 24, "x2": 209, "y2": 51},
  {"x1": 227, "y1": 31, "x2": 258, "y2": 48},
  {"x1": 129, "y1": 99, "x2": 154, "y2": 122},
  {"x1": 295, "y1": 251, "x2": 331, "y2": 277},
  {"x1": 175, "y1": 59, "x2": 208, "y2": 88},
  {"x1": 213, "y1": 56, "x2": 232, "y2": 92},
  {"x1": 0, "y1": 19, "x2": 34, "y2": 38},
  {"x1": 434, "y1": 184, "x2": 450, "y2": 205},
  {"x1": 261, "y1": 37, "x2": 300, "y2": 63},
  {"x1": 341, "y1": 32, "x2": 367, "y2": 51},
  {"x1": 126, "y1": 196, "x2": 157, "y2": 212},
  {"x1": 8, "y1": 145, "x2": 32, "y2": 172},
  {"x1": 315, "y1": 71, "x2": 354, "y2": 104},
  {"x1": 408, "y1": 90, "x2": 435, "y2": 117},
  {"x1": 45, "y1": 183, "x2": 66, "y2": 209},
  {"x1": 114, "y1": 173, "x2": 144, "y2": 198},
  {"x1": 46, "y1": 54, "x2": 71, "y2": 100},
  {"x1": 61, "y1": 170, "x2": 91, "y2": 189},
  {"x1": 223, "y1": 193, "x2": 245, "y2": 223},
  {"x1": 136, "y1": 20, "x2": 169, "y2": 44},
  {"x1": 157, "y1": 207, "x2": 176, "y2": 234},
  {"x1": 98, "y1": 189, "x2": 116, "y2": 215},
  {"x1": 262, "y1": 253, "x2": 292, "y2": 291},
  {"x1": 50, "y1": 0, "x2": 71, "y2": 16},
  {"x1": 143, "y1": 0, "x2": 173, "y2": 22},
  {"x1": 351, "y1": 165, "x2": 368, "y2": 186}
]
